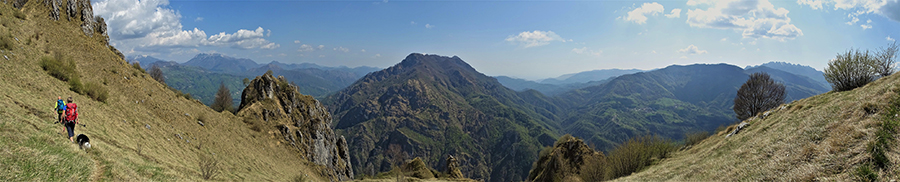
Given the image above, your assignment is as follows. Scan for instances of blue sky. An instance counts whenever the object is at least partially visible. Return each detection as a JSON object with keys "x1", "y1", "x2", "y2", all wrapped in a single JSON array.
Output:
[{"x1": 92, "y1": 0, "x2": 900, "y2": 80}]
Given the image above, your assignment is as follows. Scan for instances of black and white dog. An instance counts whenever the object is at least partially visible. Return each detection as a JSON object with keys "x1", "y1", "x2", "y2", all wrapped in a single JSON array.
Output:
[{"x1": 76, "y1": 134, "x2": 91, "y2": 151}]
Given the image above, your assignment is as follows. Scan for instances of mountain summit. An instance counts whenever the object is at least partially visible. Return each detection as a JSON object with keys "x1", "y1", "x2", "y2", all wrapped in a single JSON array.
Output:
[{"x1": 326, "y1": 53, "x2": 559, "y2": 182}]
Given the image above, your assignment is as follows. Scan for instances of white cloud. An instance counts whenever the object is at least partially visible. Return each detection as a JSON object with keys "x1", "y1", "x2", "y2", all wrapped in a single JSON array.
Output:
[
  {"x1": 205, "y1": 27, "x2": 279, "y2": 49},
  {"x1": 361, "y1": 49, "x2": 366, "y2": 52},
  {"x1": 686, "y1": 0, "x2": 803, "y2": 41},
  {"x1": 798, "y1": 0, "x2": 900, "y2": 23},
  {"x1": 374, "y1": 54, "x2": 382, "y2": 58},
  {"x1": 622, "y1": 2, "x2": 665, "y2": 24},
  {"x1": 889, "y1": 36, "x2": 896, "y2": 41},
  {"x1": 678, "y1": 44, "x2": 708, "y2": 55},
  {"x1": 861, "y1": 24, "x2": 873, "y2": 29},
  {"x1": 797, "y1": 0, "x2": 826, "y2": 10},
  {"x1": 680, "y1": 56, "x2": 689, "y2": 59},
  {"x1": 665, "y1": 9, "x2": 682, "y2": 18},
  {"x1": 92, "y1": 0, "x2": 279, "y2": 53},
  {"x1": 846, "y1": 16, "x2": 860, "y2": 25},
  {"x1": 319, "y1": 55, "x2": 326, "y2": 58},
  {"x1": 334, "y1": 46, "x2": 350, "y2": 53},
  {"x1": 318, "y1": 45, "x2": 325, "y2": 49},
  {"x1": 298, "y1": 44, "x2": 315, "y2": 52},
  {"x1": 425, "y1": 24, "x2": 434, "y2": 29},
  {"x1": 572, "y1": 47, "x2": 603, "y2": 56},
  {"x1": 505, "y1": 30, "x2": 568, "y2": 48},
  {"x1": 294, "y1": 40, "x2": 301, "y2": 44},
  {"x1": 410, "y1": 21, "x2": 416, "y2": 25},
  {"x1": 721, "y1": 37, "x2": 728, "y2": 41}
]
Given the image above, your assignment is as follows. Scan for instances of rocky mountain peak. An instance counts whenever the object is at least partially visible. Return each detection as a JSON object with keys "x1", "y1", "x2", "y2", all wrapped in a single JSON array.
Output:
[{"x1": 237, "y1": 72, "x2": 354, "y2": 181}]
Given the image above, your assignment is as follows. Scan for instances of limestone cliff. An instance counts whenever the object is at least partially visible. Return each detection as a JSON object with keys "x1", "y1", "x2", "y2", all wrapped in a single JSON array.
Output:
[{"x1": 237, "y1": 73, "x2": 354, "y2": 181}]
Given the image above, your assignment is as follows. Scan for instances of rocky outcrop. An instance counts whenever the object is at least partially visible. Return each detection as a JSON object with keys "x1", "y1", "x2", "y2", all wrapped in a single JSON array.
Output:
[
  {"x1": 527, "y1": 135, "x2": 604, "y2": 182},
  {"x1": 402, "y1": 157, "x2": 436, "y2": 179},
  {"x1": 65, "y1": 0, "x2": 76, "y2": 21},
  {"x1": 445, "y1": 155, "x2": 464, "y2": 179},
  {"x1": 12, "y1": 0, "x2": 28, "y2": 9},
  {"x1": 237, "y1": 73, "x2": 353, "y2": 181},
  {"x1": 45, "y1": 0, "x2": 61, "y2": 20},
  {"x1": 79, "y1": 0, "x2": 94, "y2": 37}
]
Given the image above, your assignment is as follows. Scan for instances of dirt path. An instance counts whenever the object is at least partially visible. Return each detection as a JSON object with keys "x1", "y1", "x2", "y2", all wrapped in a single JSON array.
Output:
[{"x1": 89, "y1": 153, "x2": 105, "y2": 181}]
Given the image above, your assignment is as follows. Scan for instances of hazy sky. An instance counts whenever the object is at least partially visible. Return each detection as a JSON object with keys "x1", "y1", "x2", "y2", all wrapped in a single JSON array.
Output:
[{"x1": 92, "y1": 0, "x2": 900, "y2": 80}]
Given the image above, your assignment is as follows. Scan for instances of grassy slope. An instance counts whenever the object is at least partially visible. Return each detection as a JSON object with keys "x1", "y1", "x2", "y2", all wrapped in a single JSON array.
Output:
[
  {"x1": 618, "y1": 72, "x2": 900, "y2": 181},
  {"x1": 0, "y1": 2, "x2": 324, "y2": 181}
]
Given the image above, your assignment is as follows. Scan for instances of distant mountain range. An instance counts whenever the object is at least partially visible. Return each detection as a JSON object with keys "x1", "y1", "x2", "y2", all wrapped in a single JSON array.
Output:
[
  {"x1": 746, "y1": 61, "x2": 828, "y2": 89},
  {"x1": 323, "y1": 54, "x2": 829, "y2": 181},
  {"x1": 127, "y1": 54, "x2": 380, "y2": 105},
  {"x1": 131, "y1": 53, "x2": 830, "y2": 181},
  {"x1": 325, "y1": 54, "x2": 560, "y2": 182}
]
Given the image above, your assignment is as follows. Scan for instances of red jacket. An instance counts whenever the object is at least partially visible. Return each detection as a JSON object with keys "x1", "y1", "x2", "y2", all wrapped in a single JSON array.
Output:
[{"x1": 65, "y1": 103, "x2": 78, "y2": 121}]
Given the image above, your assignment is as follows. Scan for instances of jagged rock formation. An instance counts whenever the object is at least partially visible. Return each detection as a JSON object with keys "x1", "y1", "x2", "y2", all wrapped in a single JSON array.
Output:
[
  {"x1": 237, "y1": 73, "x2": 353, "y2": 181},
  {"x1": 65, "y1": 0, "x2": 75, "y2": 21},
  {"x1": 445, "y1": 155, "x2": 464, "y2": 179},
  {"x1": 79, "y1": 0, "x2": 93, "y2": 37},
  {"x1": 527, "y1": 135, "x2": 604, "y2": 182},
  {"x1": 44, "y1": 0, "x2": 60, "y2": 20},
  {"x1": 12, "y1": 0, "x2": 27, "y2": 9}
]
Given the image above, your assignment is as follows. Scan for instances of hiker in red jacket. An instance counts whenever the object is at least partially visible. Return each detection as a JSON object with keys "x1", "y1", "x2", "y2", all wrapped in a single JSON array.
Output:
[{"x1": 63, "y1": 97, "x2": 79, "y2": 143}]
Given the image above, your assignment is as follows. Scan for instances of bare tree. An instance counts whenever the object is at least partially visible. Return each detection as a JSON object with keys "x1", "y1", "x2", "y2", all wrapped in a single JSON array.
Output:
[
  {"x1": 734, "y1": 72, "x2": 786, "y2": 121},
  {"x1": 874, "y1": 42, "x2": 899, "y2": 77},
  {"x1": 149, "y1": 65, "x2": 165, "y2": 84},
  {"x1": 211, "y1": 83, "x2": 233, "y2": 112}
]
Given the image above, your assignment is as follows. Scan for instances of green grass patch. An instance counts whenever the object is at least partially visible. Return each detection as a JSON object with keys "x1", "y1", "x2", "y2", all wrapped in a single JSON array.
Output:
[{"x1": 0, "y1": 135, "x2": 93, "y2": 181}]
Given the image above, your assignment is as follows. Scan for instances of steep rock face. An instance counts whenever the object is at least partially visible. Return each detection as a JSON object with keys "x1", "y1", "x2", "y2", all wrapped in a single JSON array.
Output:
[
  {"x1": 237, "y1": 73, "x2": 353, "y2": 181},
  {"x1": 12, "y1": 0, "x2": 27, "y2": 9},
  {"x1": 44, "y1": 0, "x2": 60, "y2": 20},
  {"x1": 79, "y1": 0, "x2": 93, "y2": 37},
  {"x1": 65, "y1": 0, "x2": 75, "y2": 21}
]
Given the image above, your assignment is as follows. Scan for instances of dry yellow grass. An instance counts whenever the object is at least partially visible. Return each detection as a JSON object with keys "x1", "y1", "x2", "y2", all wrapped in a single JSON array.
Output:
[
  {"x1": 1, "y1": 1, "x2": 327, "y2": 181},
  {"x1": 617, "y1": 70, "x2": 900, "y2": 181}
]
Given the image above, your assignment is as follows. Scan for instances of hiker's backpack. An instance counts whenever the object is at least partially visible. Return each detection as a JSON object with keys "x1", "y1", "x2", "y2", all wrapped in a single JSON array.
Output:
[
  {"x1": 64, "y1": 103, "x2": 77, "y2": 122},
  {"x1": 56, "y1": 100, "x2": 66, "y2": 112}
]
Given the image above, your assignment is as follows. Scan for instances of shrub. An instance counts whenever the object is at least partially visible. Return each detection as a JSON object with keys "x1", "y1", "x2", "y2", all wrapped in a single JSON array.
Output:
[
  {"x1": 211, "y1": 83, "x2": 233, "y2": 112},
  {"x1": 149, "y1": 65, "x2": 165, "y2": 84},
  {"x1": 684, "y1": 131, "x2": 710, "y2": 147},
  {"x1": 68, "y1": 78, "x2": 83, "y2": 94},
  {"x1": 605, "y1": 135, "x2": 675, "y2": 179},
  {"x1": 873, "y1": 42, "x2": 899, "y2": 77},
  {"x1": 83, "y1": 82, "x2": 109, "y2": 103},
  {"x1": 734, "y1": 72, "x2": 785, "y2": 121},
  {"x1": 579, "y1": 155, "x2": 607, "y2": 181},
  {"x1": 199, "y1": 153, "x2": 220, "y2": 180},
  {"x1": 132, "y1": 62, "x2": 146, "y2": 73},
  {"x1": 40, "y1": 55, "x2": 78, "y2": 82},
  {"x1": 824, "y1": 49, "x2": 877, "y2": 92}
]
